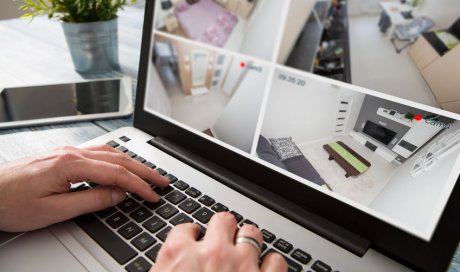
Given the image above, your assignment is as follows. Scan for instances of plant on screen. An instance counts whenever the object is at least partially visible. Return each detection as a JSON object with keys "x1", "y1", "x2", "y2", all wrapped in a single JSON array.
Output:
[{"x1": 18, "y1": 0, "x2": 138, "y2": 22}]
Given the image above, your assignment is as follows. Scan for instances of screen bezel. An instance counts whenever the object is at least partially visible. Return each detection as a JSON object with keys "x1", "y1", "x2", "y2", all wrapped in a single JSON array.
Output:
[
  {"x1": 134, "y1": 1, "x2": 460, "y2": 271},
  {"x1": 0, "y1": 77, "x2": 133, "y2": 129}
]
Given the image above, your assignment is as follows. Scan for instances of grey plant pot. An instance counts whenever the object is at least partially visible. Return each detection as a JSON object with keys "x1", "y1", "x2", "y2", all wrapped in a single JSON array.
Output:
[{"x1": 62, "y1": 18, "x2": 120, "y2": 75}]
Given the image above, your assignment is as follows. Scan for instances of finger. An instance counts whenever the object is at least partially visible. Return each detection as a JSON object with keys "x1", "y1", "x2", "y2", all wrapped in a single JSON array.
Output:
[
  {"x1": 204, "y1": 212, "x2": 237, "y2": 245},
  {"x1": 165, "y1": 223, "x2": 200, "y2": 244},
  {"x1": 60, "y1": 158, "x2": 160, "y2": 202},
  {"x1": 42, "y1": 186, "x2": 126, "y2": 223},
  {"x1": 84, "y1": 144, "x2": 122, "y2": 153},
  {"x1": 235, "y1": 224, "x2": 263, "y2": 265},
  {"x1": 261, "y1": 252, "x2": 288, "y2": 272},
  {"x1": 156, "y1": 223, "x2": 200, "y2": 265},
  {"x1": 79, "y1": 148, "x2": 170, "y2": 188}
]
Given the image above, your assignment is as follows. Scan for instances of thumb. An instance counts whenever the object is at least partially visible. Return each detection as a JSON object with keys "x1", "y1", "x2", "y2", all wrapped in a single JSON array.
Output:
[{"x1": 45, "y1": 186, "x2": 126, "y2": 223}]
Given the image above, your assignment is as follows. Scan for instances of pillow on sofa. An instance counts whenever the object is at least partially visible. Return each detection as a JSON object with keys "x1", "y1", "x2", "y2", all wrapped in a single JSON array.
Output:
[
  {"x1": 256, "y1": 135, "x2": 287, "y2": 170},
  {"x1": 269, "y1": 137, "x2": 303, "y2": 161}
]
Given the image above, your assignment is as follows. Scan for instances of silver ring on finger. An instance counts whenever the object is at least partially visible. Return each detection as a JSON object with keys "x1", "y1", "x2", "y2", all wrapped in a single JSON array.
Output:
[{"x1": 235, "y1": 236, "x2": 262, "y2": 256}]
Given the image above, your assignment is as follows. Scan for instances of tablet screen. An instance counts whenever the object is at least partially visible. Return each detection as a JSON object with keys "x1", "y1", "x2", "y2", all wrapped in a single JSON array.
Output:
[{"x1": 0, "y1": 79, "x2": 120, "y2": 123}]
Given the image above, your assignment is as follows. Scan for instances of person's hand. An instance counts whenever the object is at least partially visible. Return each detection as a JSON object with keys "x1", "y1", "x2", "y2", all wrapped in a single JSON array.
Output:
[
  {"x1": 0, "y1": 145, "x2": 169, "y2": 232},
  {"x1": 153, "y1": 212, "x2": 288, "y2": 272}
]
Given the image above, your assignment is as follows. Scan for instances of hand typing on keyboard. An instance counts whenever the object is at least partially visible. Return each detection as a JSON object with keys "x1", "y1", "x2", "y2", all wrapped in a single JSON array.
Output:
[
  {"x1": 153, "y1": 212, "x2": 288, "y2": 272},
  {"x1": 0, "y1": 145, "x2": 169, "y2": 232}
]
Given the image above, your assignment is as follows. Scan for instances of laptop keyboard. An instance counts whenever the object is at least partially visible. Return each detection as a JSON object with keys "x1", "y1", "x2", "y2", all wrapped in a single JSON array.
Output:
[{"x1": 72, "y1": 138, "x2": 336, "y2": 272}]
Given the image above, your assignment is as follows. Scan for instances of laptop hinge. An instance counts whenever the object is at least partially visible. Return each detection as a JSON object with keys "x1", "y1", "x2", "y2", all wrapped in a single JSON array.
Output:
[{"x1": 148, "y1": 136, "x2": 371, "y2": 257}]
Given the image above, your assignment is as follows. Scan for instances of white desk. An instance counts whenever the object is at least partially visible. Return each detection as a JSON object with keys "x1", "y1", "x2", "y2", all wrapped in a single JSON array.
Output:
[{"x1": 380, "y1": 1, "x2": 413, "y2": 39}]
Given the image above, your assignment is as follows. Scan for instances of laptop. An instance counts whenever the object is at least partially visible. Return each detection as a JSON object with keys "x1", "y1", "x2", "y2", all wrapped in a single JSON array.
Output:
[{"x1": 1, "y1": 1, "x2": 460, "y2": 271}]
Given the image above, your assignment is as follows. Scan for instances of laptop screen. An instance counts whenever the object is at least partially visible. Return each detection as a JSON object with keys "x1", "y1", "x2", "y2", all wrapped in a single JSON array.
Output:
[{"x1": 142, "y1": 0, "x2": 460, "y2": 241}]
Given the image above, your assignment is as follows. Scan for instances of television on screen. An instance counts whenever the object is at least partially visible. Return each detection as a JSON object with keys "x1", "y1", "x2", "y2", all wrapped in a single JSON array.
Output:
[{"x1": 363, "y1": 120, "x2": 397, "y2": 145}]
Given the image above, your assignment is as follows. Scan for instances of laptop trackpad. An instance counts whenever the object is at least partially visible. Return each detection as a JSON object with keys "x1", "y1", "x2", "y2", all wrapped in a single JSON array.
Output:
[{"x1": 0, "y1": 229, "x2": 86, "y2": 272}]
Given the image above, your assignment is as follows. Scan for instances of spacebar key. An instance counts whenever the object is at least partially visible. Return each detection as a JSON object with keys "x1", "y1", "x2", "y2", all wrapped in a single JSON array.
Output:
[{"x1": 74, "y1": 213, "x2": 138, "y2": 265}]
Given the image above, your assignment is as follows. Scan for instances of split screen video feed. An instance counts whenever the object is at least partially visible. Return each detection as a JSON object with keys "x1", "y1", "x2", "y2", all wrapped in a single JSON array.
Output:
[{"x1": 145, "y1": 0, "x2": 460, "y2": 240}]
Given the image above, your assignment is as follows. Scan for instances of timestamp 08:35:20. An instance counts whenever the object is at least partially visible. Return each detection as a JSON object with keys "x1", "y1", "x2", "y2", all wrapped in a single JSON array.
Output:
[{"x1": 278, "y1": 73, "x2": 306, "y2": 86}]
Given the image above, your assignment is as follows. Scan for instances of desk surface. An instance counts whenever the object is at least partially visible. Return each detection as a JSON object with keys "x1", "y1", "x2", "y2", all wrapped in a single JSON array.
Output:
[
  {"x1": 0, "y1": 5, "x2": 143, "y2": 161},
  {"x1": 380, "y1": 1, "x2": 413, "y2": 24},
  {"x1": 0, "y1": 4, "x2": 459, "y2": 271}
]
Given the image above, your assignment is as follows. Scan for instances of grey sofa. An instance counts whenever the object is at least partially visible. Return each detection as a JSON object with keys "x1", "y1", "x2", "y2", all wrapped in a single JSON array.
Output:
[{"x1": 256, "y1": 135, "x2": 326, "y2": 187}]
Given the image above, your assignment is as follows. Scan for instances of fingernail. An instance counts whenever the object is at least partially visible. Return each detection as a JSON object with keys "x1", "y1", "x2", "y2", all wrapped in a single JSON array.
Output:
[{"x1": 111, "y1": 190, "x2": 125, "y2": 205}]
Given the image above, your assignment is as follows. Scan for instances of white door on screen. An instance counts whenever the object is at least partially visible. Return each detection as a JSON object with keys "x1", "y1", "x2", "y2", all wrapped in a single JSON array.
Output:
[{"x1": 191, "y1": 50, "x2": 209, "y2": 87}]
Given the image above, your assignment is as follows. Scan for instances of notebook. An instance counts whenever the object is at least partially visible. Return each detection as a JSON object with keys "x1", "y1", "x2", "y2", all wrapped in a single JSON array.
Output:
[{"x1": 1, "y1": 1, "x2": 460, "y2": 271}]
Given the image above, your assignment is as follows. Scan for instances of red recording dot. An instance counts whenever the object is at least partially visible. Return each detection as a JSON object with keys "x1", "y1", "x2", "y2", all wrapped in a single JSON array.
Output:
[
  {"x1": 414, "y1": 114, "x2": 422, "y2": 121},
  {"x1": 240, "y1": 62, "x2": 246, "y2": 68}
]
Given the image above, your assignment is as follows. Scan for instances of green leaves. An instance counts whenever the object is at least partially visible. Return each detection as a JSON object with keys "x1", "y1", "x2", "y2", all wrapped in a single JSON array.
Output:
[{"x1": 17, "y1": 0, "x2": 137, "y2": 22}]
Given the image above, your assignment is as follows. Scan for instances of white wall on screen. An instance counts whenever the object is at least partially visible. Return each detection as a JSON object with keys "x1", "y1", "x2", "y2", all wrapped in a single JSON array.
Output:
[
  {"x1": 240, "y1": 0, "x2": 285, "y2": 61},
  {"x1": 369, "y1": 121, "x2": 460, "y2": 234},
  {"x1": 347, "y1": 0, "x2": 382, "y2": 15},
  {"x1": 211, "y1": 66, "x2": 268, "y2": 153},
  {"x1": 221, "y1": 56, "x2": 247, "y2": 96},
  {"x1": 146, "y1": 64, "x2": 172, "y2": 117},
  {"x1": 260, "y1": 73, "x2": 366, "y2": 144}
]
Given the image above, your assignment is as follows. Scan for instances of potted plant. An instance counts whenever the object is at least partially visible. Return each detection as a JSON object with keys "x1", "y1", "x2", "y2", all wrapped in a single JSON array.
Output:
[{"x1": 19, "y1": 0, "x2": 137, "y2": 74}]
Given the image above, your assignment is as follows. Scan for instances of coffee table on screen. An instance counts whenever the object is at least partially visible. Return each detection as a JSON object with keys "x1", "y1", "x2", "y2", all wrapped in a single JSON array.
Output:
[{"x1": 323, "y1": 141, "x2": 371, "y2": 178}]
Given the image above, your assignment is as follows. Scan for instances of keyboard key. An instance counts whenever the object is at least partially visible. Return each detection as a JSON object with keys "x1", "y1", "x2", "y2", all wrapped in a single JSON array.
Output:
[
  {"x1": 125, "y1": 256, "x2": 151, "y2": 272},
  {"x1": 155, "y1": 168, "x2": 167, "y2": 176},
  {"x1": 130, "y1": 207, "x2": 153, "y2": 223},
  {"x1": 165, "y1": 190, "x2": 187, "y2": 204},
  {"x1": 106, "y1": 140, "x2": 119, "y2": 148},
  {"x1": 165, "y1": 174, "x2": 178, "y2": 183},
  {"x1": 311, "y1": 260, "x2": 332, "y2": 272},
  {"x1": 198, "y1": 224, "x2": 207, "y2": 240},
  {"x1": 178, "y1": 198, "x2": 201, "y2": 214},
  {"x1": 211, "y1": 202, "x2": 229, "y2": 212},
  {"x1": 263, "y1": 249, "x2": 302, "y2": 272},
  {"x1": 134, "y1": 156, "x2": 146, "y2": 163},
  {"x1": 116, "y1": 146, "x2": 128, "y2": 153},
  {"x1": 106, "y1": 212, "x2": 129, "y2": 229},
  {"x1": 198, "y1": 195, "x2": 215, "y2": 206},
  {"x1": 193, "y1": 207, "x2": 214, "y2": 224},
  {"x1": 143, "y1": 216, "x2": 167, "y2": 234},
  {"x1": 156, "y1": 226, "x2": 172, "y2": 242},
  {"x1": 70, "y1": 183, "x2": 90, "y2": 192},
  {"x1": 291, "y1": 249, "x2": 311, "y2": 265},
  {"x1": 95, "y1": 206, "x2": 117, "y2": 219},
  {"x1": 131, "y1": 232, "x2": 157, "y2": 251},
  {"x1": 173, "y1": 180, "x2": 189, "y2": 190},
  {"x1": 262, "y1": 243, "x2": 268, "y2": 253},
  {"x1": 185, "y1": 187, "x2": 201, "y2": 198},
  {"x1": 126, "y1": 151, "x2": 137, "y2": 158},
  {"x1": 119, "y1": 136, "x2": 131, "y2": 142},
  {"x1": 118, "y1": 198, "x2": 141, "y2": 213},
  {"x1": 170, "y1": 213, "x2": 193, "y2": 226},
  {"x1": 131, "y1": 193, "x2": 144, "y2": 201},
  {"x1": 88, "y1": 181, "x2": 99, "y2": 188},
  {"x1": 144, "y1": 161, "x2": 156, "y2": 169},
  {"x1": 273, "y1": 238, "x2": 293, "y2": 253},
  {"x1": 118, "y1": 221, "x2": 142, "y2": 239},
  {"x1": 156, "y1": 203, "x2": 179, "y2": 219},
  {"x1": 146, "y1": 243, "x2": 162, "y2": 262},
  {"x1": 74, "y1": 213, "x2": 137, "y2": 265},
  {"x1": 240, "y1": 219, "x2": 258, "y2": 228},
  {"x1": 144, "y1": 199, "x2": 166, "y2": 210},
  {"x1": 230, "y1": 211, "x2": 243, "y2": 223},
  {"x1": 261, "y1": 229, "x2": 276, "y2": 243},
  {"x1": 154, "y1": 186, "x2": 174, "y2": 196}
]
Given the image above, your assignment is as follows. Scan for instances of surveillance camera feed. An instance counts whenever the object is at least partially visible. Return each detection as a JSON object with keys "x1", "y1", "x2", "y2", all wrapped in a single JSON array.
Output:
[{"x1": 145, "y1": 0, "x2": 460, "y2": 240}]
